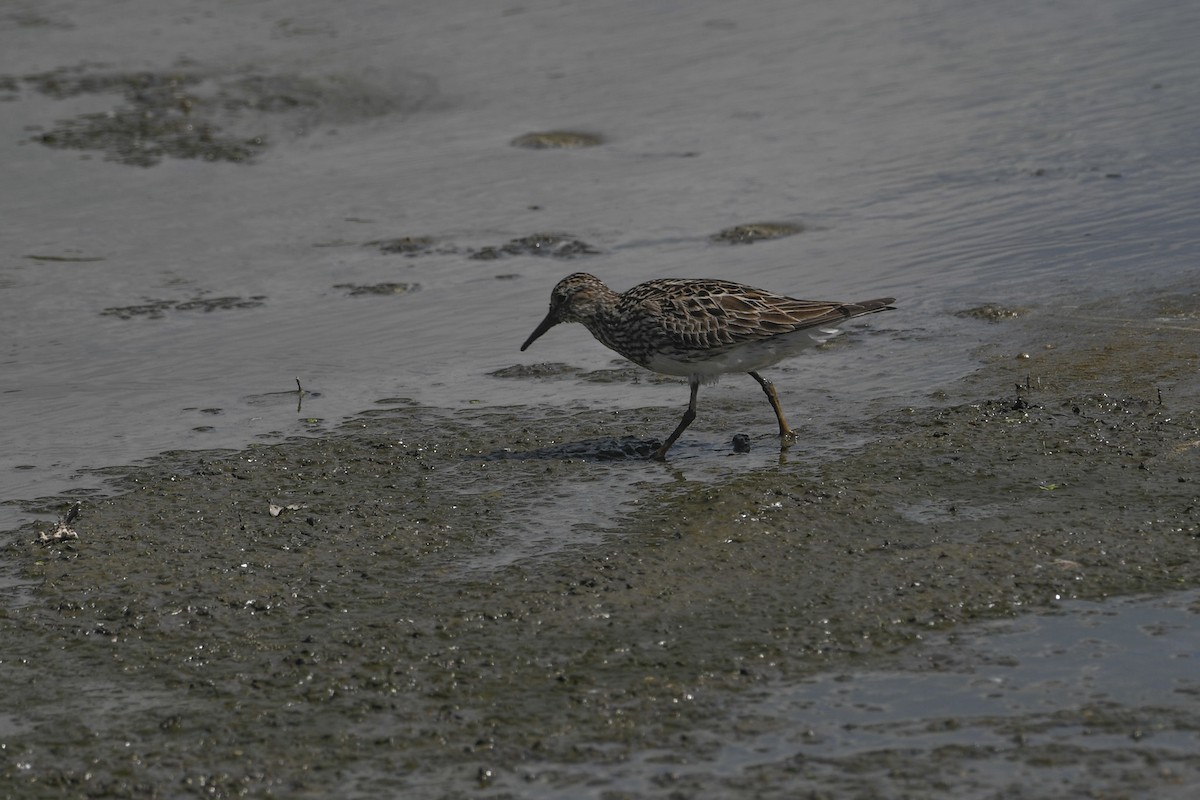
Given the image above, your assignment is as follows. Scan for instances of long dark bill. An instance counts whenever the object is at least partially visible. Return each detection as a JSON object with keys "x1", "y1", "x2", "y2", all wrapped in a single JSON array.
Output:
[{"x1": 520, "y1": 311, "x2": 559, "y2": 351}]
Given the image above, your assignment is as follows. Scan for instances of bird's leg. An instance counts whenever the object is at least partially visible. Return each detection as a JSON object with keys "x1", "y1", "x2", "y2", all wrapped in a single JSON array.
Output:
[
  {"x1": 653, "y1": 377, "x2": 700, "y2": 460},
  {"x1": 749, "y1": 371, "x2": 795, "y2": 440}
]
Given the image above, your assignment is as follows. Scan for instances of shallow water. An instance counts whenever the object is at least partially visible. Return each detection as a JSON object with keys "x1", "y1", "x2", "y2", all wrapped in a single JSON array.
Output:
[
  {"x1": 2, "y1": 1, "x2": 1200, "y2": 798},
  {"x1": 4, "y1": 0, "x2": 1199, "y2": 525},
  {"x1": 500, "y1": 590, "x2": 1200, "y2": 798}
]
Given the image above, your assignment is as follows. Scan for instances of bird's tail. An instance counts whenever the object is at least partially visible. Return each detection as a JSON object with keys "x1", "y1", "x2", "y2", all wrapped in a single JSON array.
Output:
[{"x1": 841, "y1": 298, "x2": 896, "y2": 318}]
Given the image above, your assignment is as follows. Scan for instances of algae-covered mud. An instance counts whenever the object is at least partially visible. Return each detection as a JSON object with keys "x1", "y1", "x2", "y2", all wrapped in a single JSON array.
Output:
[
  {"x1": 3, "y1": 291, "x2": 1198, "y2": 798},
  {"x1": 9, "y1": 62, "x2": 425, "y2": 166}
]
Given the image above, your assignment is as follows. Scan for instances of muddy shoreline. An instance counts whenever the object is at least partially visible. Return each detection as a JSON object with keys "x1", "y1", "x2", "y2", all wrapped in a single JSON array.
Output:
[{"x1": 2, "y1": 289, "x2": 1198, "y2": 797}]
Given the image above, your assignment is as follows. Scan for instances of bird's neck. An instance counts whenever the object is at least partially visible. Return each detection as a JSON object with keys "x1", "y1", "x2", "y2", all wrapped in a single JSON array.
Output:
[{"x1": 581, "y1": 297, "x2": 646, "y2": 362}]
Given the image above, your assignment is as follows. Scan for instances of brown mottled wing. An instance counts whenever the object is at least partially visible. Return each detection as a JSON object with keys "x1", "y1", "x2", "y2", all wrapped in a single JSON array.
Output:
[{"x1": 622, "y1": 278, "x2": 891, "y2": 354}]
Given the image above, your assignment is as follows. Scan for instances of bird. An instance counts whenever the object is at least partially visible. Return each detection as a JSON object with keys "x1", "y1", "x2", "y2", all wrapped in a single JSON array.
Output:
[{"x1": 520, "y1": 272, "x2": 895, "y2": 459}]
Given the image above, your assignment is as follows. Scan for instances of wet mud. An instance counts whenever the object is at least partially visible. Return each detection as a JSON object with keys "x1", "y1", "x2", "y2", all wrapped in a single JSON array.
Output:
[
  {"x1": 3, "y1": 290, "x2": 1199, "y2": 798},
  {"x1": 368, "y1": 237, "x2": 440, "y2": 257},
  {"x1": 709, "y1": 222, "x2": 806, "y2": 245},
  {"x1": 7, "y1": 62, "x2": 428, "y2": 166},
  {"x1": 364, "y1": 233, "x2": 603, "y2": 262},
  {"x1": 467, "y1": 234, "x2": 601, "y2": 262},
  {"x1": 333, "y1": 283, "x2": 419, "y2": 298},
  {"x1": 509, "y1": 131, "x2": 604, "y2": 149},
  {"x1": 100, "y1": 296, "x2": 269, "y2": 321}
]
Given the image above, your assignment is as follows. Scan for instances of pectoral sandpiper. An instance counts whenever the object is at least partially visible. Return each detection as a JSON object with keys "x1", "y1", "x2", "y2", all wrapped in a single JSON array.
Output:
[{"x1": 520, "y1": 272, "x2": 894, "y2": 459}]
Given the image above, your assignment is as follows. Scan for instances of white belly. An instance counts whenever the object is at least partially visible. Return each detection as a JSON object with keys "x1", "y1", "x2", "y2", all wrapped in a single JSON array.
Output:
[{"x1": 642, "y1": 326, "x2": 841, "y2": 382}]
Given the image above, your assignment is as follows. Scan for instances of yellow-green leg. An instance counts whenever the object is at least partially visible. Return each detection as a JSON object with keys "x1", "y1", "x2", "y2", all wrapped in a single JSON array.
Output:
[{"x1": 749, "y1": 371, "x2": 795, "y2": 439}]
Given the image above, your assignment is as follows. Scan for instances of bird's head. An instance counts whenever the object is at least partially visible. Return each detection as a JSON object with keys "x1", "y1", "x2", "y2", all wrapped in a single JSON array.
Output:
[{"x1": 520, "y1": 273, "x2": 609, "y2": 351}]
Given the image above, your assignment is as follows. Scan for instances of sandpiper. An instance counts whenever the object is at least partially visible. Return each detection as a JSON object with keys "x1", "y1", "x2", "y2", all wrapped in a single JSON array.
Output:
[{"x1": 520, "y1": 272, "x2": 895, "y2": 459}]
